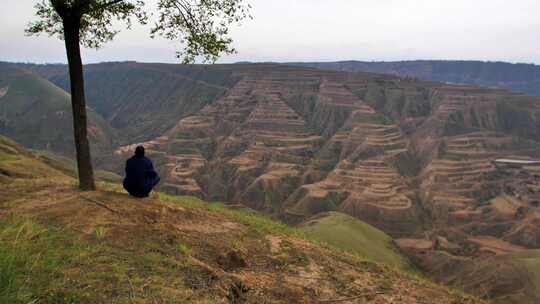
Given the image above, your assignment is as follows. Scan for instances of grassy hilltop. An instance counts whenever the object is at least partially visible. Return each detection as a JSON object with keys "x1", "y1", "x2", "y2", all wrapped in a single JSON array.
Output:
[
  {"x1": 0, "y1": 134, "x2": 484, "y2": 303},
  {"x1": 300, "y1": 212, "x2": 411, "y2": 272}
]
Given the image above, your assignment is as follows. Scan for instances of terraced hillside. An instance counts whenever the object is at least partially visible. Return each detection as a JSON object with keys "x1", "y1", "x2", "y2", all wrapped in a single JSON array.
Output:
[
  {"x1": 4, "y1": 62, "x2": 540, "y2": 233},
  {"x1": 2, "y1": 62, "x2": 540, "y2": 302},
  {"x1": 0, "y1": 134, "x2": 486, "y2": 303},
  {"x1": 397, "y1": 236, "x2": 540, "y2": 304}
]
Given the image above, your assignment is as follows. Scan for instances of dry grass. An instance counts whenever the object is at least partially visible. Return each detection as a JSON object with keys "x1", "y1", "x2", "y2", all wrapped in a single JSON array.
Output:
[{"x1": 0, "y1": 135, "x2": 487, "y2": 303}]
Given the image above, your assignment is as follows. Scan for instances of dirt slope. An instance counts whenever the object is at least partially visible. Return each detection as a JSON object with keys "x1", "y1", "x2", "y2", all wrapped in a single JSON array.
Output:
[{"x1": 0, "y1": 135, "x2": 484, "y2": 303}]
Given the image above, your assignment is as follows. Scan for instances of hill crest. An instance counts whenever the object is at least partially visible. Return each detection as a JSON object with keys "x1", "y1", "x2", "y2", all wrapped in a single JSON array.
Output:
[
  {"x1": 0, "y1": 135, "x2": 485, "y2": 303},
  {"x1": 291, "y1": 60, "x2": 540, "y2": 96}
]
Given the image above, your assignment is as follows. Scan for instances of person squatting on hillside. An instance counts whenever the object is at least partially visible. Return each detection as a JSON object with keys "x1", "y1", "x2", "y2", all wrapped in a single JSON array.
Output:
[{"x1": 123, "y1": 146, "x2": 160, "y2": 198}]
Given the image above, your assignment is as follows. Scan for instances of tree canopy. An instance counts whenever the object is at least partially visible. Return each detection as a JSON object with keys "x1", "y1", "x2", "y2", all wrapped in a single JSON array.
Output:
[{"x1": 26, "y1": 0, "x2": 252, "y2": 63}]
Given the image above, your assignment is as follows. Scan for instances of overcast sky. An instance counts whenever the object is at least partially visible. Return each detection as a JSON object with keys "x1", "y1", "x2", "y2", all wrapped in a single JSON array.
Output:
[{"x1": 1, "y1": 0, "x2": 539, "y2": 64}]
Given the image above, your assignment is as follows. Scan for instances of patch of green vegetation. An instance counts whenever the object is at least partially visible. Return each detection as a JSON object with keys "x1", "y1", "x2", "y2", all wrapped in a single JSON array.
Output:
[
  {"x1": 177, "y1": 243, "x2": 192, "y2": 256},
  {"x1": 93, "y1": 226, "x2": 107, "y2": 240},
  {"x1": 0, "y1": 214, "x2": 220, "y2": 303},
  {"x1": 0, "y1": 217, "x2": 87, "y2": 303},
  {"x1": 0, "y1": 136, "x2": 26, "y2": 160},
  {"x1": 299, "y1": 212, "x2": 412, "y2": 272},
  {"x1": 0, "y1": 154, "x2": 17, "y2": 162},
  {"x1": 0, "y1": 136, "x2": 20, "y2": 151},
  {"x1": 0, "y1": 135, "x2": 67, "y2": 181}
]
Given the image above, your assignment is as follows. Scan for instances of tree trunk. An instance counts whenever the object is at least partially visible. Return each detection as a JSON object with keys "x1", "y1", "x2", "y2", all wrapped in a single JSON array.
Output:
[{"x1": 63, "y1": 17, "x2": 96, "y2": 191}]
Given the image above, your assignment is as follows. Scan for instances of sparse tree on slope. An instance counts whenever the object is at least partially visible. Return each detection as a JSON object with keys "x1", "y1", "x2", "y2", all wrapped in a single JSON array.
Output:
[{"x1": 26, "y1": 0, "x2": 251, "y2": 190}]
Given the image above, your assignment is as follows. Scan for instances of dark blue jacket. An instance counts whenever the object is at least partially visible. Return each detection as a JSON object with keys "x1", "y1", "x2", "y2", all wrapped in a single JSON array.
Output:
[{"x1": 123, "y1": 155, "x2": 160, "y2": 197}]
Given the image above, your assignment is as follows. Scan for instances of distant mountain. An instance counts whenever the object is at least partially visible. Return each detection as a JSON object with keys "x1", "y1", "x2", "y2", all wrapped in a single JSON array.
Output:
[
  {"x1": 0, "y1": 64, "x2": 113, "y2": 157},
  {"x1": 291, "y1": 60, "x2": 540, "y2": 96}
]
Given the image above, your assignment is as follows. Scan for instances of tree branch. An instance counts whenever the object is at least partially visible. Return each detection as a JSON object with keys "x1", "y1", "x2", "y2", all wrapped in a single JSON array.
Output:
[
  {"x1": 82, "y1": 196, "x2": 122, "y2": 215},
  {"x1": 86, "y1": 0, "x2": 126, "y2": 14},
  {"x1": 170, "y1": 1, "x2": 197, "y2": 36}
]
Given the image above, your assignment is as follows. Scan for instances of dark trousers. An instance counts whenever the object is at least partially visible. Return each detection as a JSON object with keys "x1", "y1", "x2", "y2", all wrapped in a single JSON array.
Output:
[{"x1": 123, "y1": 176, "x2": 160, "y2": 198}]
